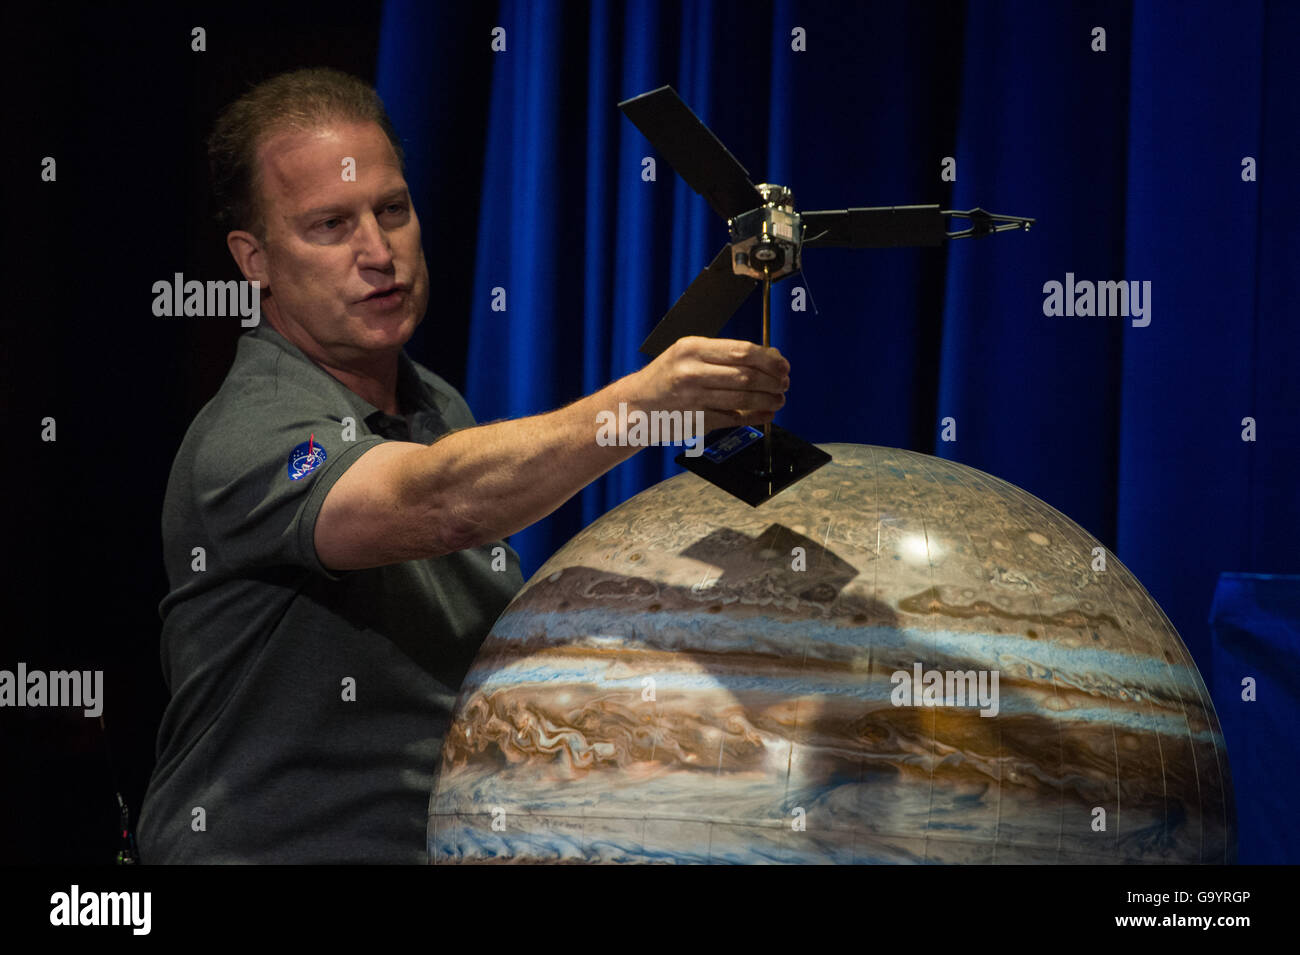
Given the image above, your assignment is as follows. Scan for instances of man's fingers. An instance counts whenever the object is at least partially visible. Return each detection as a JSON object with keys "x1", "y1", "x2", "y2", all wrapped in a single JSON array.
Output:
[
  {"x1": 703, "y1": 407, "x2": 776, "y2": 432},
  {"x1": 685, "y1": 360, "x2": 788, "y2": 396},
  {"x1": 677, "y1": 336, "x2": 790, "y2": 380},
  {"x1": 652, "y1": 338, "x2": 791, "y2": 432},
  {"x1": 703, "y1": 389, "x2": 786, "y2": 413}
]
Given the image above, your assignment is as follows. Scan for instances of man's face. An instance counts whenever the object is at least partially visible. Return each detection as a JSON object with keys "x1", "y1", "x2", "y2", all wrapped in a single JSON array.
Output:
[{"x1": 248, "y1": 120, "x2": 429, "y2": 367}]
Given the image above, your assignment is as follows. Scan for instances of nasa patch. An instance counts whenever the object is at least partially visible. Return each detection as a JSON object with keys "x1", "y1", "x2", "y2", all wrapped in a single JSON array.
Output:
[{"x1": 287, "y1": 435, "x2": 327, "y2": 480}]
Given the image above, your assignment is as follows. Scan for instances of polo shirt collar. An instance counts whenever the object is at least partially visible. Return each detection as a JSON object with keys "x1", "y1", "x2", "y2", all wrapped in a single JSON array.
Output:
[
  {"x1": 363, "y1": 351, "x2": 450, "y2": 440},
  {"x1": 248, "y1": 322, "x2": 449, "y2": 425}
]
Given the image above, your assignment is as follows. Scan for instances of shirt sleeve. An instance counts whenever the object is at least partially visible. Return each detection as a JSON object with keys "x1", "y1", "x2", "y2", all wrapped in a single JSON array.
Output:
[{"x1": 189, "y1": 380, "x2": 386, "y2": 581}]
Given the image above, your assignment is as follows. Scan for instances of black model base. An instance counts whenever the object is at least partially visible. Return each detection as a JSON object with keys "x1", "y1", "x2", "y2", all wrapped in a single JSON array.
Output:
[{"x1": 677, "y1": 424, "x2": 832, "y2": 506}]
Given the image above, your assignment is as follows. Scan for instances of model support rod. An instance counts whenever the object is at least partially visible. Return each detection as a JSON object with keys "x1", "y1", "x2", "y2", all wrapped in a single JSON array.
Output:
[{"x1": 762, "y1": 265, "x2": 773, "y2": 490}]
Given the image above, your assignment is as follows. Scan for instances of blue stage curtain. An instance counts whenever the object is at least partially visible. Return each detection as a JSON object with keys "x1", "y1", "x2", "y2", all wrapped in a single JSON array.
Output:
[
  {"x1": 376, "y1": 0, "x2": 1299, "y2": 693},
  {"x1": 1210, "y1": 573, "x2": 1300, "y2": 865}
]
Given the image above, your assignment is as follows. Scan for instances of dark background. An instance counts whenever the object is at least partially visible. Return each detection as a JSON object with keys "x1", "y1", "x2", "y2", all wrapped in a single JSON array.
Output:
[{"x1": 4, "y1": 0, "x2": 1296, "y2": 864}]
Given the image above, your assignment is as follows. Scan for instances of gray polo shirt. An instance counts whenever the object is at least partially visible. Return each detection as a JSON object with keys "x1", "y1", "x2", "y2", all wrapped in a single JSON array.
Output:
[{"x1": 139, "y1": 322, "x2": 523, "y2": 863}]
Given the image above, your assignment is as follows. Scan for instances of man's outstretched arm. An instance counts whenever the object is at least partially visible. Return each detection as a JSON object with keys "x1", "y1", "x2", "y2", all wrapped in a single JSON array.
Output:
[{"x1": 314, "y1": 336, "x2": 790, "y2": 570}]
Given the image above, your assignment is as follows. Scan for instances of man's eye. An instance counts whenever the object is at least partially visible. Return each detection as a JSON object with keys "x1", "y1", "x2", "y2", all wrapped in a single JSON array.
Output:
[
  {"x1": 320, "y1": 217, "x2": 343, "y2": 230},
  {"x1": 382, "y1": 203, "x2": 407, "y2": 215}
]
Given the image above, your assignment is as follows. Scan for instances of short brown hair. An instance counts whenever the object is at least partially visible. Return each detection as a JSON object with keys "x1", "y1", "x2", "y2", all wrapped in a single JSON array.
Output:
[{"x1": 208, "y1": 67, "x2": 406, "y2": 239}]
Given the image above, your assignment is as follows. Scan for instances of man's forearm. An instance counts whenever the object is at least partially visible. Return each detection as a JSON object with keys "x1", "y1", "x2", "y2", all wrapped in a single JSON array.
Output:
[
  {"x1": 315, "y1": 336, "x2": 787, "y2": 570},
  {"x1": 395, "y1": 371, "x2": 646, "y2": 553}
]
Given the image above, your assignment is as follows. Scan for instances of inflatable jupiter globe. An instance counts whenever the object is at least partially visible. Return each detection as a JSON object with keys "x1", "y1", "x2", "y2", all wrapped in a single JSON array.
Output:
[{"x1": 428, "y1": 444, "x2": 1235, "y2": 864}]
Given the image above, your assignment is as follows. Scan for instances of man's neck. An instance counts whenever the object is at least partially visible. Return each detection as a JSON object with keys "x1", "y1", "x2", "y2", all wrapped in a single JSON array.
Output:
[{"x1": 266, "y1": 310, "x2": 402, "y2": 416}]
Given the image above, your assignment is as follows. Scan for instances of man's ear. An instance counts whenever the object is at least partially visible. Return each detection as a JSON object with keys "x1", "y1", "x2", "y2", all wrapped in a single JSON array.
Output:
[{"x1": 226, "y1": 230, "x2": 269, "y2": 287}]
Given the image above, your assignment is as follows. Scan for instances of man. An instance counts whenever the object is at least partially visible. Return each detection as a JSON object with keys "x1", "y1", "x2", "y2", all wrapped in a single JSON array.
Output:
[{"x1": 138, "y1": 68, "x2": 789, "y2": 863}]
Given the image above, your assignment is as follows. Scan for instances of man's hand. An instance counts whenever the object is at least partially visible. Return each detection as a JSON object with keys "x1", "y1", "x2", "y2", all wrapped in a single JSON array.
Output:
[{"x1": 630, "y1": 336, "x2": 790, "y2": 433}]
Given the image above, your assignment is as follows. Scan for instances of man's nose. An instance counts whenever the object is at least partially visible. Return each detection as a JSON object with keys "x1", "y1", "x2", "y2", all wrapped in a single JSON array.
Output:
[{"x1": 354, "y1": 211, "x2": 395, "y2": 269}]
